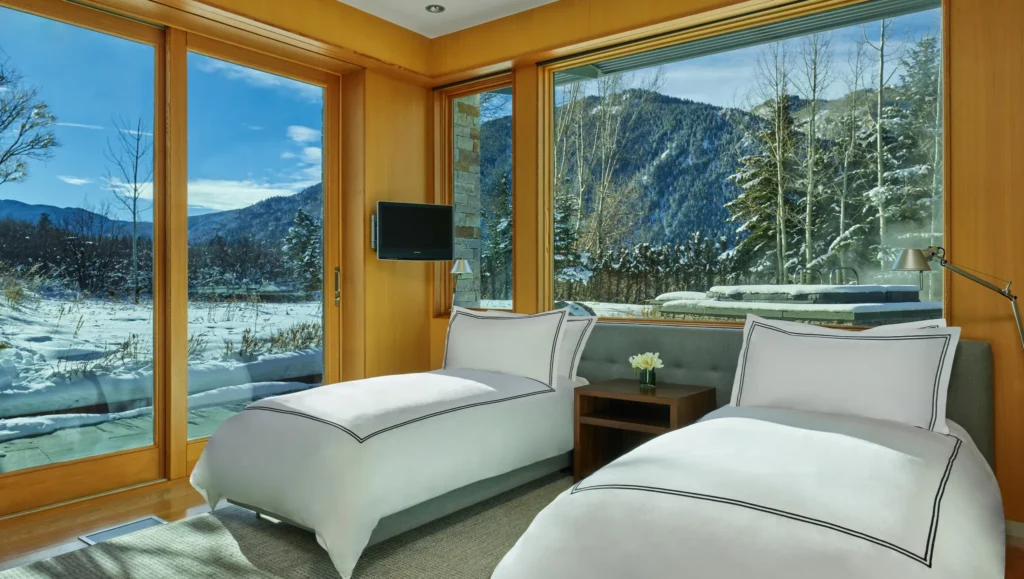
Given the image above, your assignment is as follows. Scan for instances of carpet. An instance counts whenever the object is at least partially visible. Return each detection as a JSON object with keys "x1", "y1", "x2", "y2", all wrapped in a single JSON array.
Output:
[{"x1": 0, "y1": 473, "x2": 572, "y2": 579}]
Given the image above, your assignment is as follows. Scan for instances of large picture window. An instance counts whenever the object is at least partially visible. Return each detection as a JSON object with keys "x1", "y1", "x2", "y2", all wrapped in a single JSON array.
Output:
[{"x1": 549, "y1": 0, "x2": 943, "y2": 326}]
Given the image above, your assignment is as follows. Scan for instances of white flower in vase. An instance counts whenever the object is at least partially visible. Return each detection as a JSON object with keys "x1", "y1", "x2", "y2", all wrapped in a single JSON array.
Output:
[{"x1": 629, "y1": 352, "x2": 664, "y2": 373}]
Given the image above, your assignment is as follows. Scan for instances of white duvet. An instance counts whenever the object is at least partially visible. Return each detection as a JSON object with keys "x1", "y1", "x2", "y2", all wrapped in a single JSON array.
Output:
[
  {"x1": 494, "y1": 405, "x2": 1005, "y2": 579},
  {"x1": 190, "y1": 368, "x2": 573, "y2": 578}
]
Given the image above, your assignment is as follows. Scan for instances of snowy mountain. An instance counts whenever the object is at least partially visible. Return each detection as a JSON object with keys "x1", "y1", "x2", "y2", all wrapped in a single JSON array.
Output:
[
  {"x1": 479, "y1": 91, "x2": 752, "y2": 247},
  {"x1": 0, "y1": 199, "x2": 150, "y2": 237},
  {"x1": 0, "y1": 183, "x2": 323, "y2": 244},
  {"x1": 187, "y1": 183, "x2": 322, "y2": 244}
]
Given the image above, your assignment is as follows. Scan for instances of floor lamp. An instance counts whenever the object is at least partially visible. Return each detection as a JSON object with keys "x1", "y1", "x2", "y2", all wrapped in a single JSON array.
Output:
[{"x1": 892, "y1": 246, "x2": 1024, "y2": 351}]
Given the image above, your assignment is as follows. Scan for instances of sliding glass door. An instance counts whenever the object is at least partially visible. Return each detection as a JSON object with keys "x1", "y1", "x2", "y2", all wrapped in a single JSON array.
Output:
[
  {"x1": 0, "y1": 0, "x2": 341, "y2": 516},
  {"x1": 0, "y1": 5, "x2": 158, "y2": 474},
  {"x1": 185, "y1": 47, "x2": 330, "y2": 439}
]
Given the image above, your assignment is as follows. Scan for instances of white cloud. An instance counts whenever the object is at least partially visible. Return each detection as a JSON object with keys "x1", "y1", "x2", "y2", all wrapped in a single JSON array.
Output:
[
  {"x1": 286, "y1": 125, "x2": 321, "y2": 144},
  {"x1": 56, "y1": 122, "x2": 104, "y2": 130},
  {"x1": 118, "y1": 128, "x2": 153, "y2": 137},
  {"x1": 107, "y1": 177, "x2": 155, "y2": 202},
  {"x1": 196, "y1": 58, "x2": 322, "y2": 101},
  {"x1": 114, "y1": 177, "x2": 308, "y2": 212},
  {"x1": 300, "y1": 146, "x2": 321, "y2": 164},
  {"x1": 57, "y1": 175, "x2": 92, "y2": 186},
  {"x1": 280, "y1": 151, "x2": 296, "y2": 159},
  {"x1": 247, "y1": 125, "x2": 264, "y2": 131},
  {"x1": 185, "y1": 179, "x2": 311, "y2": 211}
]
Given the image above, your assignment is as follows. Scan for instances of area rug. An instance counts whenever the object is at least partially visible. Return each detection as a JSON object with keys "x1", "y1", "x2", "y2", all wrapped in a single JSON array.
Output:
[{"x1": 0, "y1": 473, "x2": 572, "y2": 579}]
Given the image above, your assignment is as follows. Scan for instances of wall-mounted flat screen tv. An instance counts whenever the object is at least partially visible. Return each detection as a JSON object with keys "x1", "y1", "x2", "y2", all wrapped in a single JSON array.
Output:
[{"x1": 376, "y1": 201, "x2": 454, "y2": 261}]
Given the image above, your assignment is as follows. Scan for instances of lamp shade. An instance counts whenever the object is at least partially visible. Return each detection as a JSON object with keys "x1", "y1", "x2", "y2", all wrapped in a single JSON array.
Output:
[
  {"x1": 450, "y1": 258, "x2": 473, "y2": 275},
  {"x1": 891, "y1": 249, "x2": 933, "y2": 272}
]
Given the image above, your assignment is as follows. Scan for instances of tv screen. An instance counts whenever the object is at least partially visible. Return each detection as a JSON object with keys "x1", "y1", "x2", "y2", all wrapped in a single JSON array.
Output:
[{"x1": 376, "y1": 201, "x2": 454, "y2": 261}]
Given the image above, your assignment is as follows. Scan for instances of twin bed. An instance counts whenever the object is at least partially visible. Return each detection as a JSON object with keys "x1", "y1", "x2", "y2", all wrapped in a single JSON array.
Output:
[{"x1": 192, "y1": 309, "x2": 1005, "y2": 578}]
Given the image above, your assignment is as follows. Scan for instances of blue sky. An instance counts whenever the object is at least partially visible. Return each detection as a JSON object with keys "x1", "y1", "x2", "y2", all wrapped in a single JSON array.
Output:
[
  {"x1": 0, "y1": 5, "x2": 323, "y2": 220},
  {"x1": 645, "y1": 9, "x2": 941, "y2": 107}
]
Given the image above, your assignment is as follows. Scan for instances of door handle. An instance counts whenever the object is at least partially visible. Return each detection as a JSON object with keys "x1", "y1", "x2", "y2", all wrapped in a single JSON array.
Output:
[{"x1": 334, "y1": 267, "x2": 341, "y2": 306}]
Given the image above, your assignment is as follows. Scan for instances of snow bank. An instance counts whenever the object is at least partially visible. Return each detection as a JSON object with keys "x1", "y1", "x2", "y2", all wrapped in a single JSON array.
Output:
[
  {"x1": 0, "y1": 296, "x2": 324, "y2": 419},
  {"x1": 653, "y1": 291, "x2": 707, "y2": 302},
  {"x1": 0, "y1": 381, "x2": 312, "y2": 443},
  {"x1": 0, "y1": 407, "x2": 152, "y2": 443}
]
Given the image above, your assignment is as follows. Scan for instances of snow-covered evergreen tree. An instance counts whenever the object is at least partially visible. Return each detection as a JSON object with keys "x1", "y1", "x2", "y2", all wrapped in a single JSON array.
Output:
[
  {"x1": 481, "y1": 173, "x2": 513, "y2": 300},
  {"x1": 283, "y1": 208, "x2": 322, "y2": 293},
  {"x1": 726, "y1": 93, "x2": 801, "y2": 283}
]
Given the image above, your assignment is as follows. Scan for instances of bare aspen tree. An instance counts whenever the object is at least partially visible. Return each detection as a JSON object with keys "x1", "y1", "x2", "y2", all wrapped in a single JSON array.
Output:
[
  {"x1": 795, "y1": 32, "x2": 834, "y2": 267},
  {"x1": 863, "y1": 19, "x2": 901, "y2": 269},
  {"x1": 754, "y1": 42, "x2": 797, "y2": 281},
  {"x1": 0, "y1": 60, "x2": 59, "y2": 187},
  {"x1": 105, "y1": 117, "x2": 153, "y2": 304},
  {"x1": 589, "y1": 70, "x2": 664, "y2": 255},
  {"x1": 827, "y1": 41, "x2": 869, "y2": 272}
]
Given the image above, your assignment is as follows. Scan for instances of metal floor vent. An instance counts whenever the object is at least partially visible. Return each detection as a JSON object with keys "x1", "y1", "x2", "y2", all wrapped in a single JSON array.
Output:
[{"x1": 80, "y1": 516, "x2": 167, "y2": 545}]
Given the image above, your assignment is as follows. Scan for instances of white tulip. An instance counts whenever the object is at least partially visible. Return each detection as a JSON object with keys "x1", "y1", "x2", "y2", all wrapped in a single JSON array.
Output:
[{"x1": 629, "y1": 352, "x2": 664, "y2": 371}]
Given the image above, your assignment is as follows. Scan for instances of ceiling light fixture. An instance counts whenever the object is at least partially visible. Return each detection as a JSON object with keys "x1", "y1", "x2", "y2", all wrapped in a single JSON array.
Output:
[{"x1": 425, "y1": 4, "x2": 446, "y2": 13}]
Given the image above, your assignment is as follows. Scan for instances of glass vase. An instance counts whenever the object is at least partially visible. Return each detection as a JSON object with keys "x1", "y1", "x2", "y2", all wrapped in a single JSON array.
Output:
[{"x1": 638, "y1": 368, "x2": 656, "y2": 391}]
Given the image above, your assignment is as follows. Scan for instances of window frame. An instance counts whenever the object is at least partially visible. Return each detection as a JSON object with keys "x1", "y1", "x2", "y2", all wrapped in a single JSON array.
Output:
[
  {"x1": 536, "y1": 0, "x2": 951, "y2": 328},
  {"x1": 432, "y1": 73, "x2": 514, "y2": 317}
]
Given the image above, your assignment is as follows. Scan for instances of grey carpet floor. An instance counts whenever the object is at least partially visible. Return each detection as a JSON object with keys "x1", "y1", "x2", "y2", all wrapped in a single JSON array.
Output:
[{"x1": 1, "y1": 473, "x2": 572, "y2": 579}]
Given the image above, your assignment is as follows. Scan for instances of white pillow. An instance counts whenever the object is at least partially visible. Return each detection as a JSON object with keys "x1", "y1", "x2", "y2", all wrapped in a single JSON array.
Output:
[
  {"x1": 486, "y1": 309, "x2": 597, "y2": 382},
  {"x1": 443, "y1": 307, "x2": 568, "y2": 388},
  {"x1": 730, "y1": 315, "x2": 960, "y2": 433}
]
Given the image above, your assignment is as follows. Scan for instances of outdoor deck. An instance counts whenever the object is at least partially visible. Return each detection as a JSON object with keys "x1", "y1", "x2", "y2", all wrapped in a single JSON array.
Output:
[{"x1": 0, "y1": 403, "x2": 246, "y2": 473}]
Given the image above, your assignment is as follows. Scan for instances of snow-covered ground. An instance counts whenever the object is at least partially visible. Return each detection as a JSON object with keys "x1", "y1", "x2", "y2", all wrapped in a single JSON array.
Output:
[{"x1": 0, "y1": 295, "x2": 322, "y2": 446}]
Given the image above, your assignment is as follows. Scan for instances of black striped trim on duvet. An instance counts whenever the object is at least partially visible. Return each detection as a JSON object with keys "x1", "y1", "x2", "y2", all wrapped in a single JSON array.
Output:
[
  {"x1": 571, "y1": 435, "x2": 962, "y2": 568},
  {"x1": 244, "y1": 381, "x2": 555, "y2": 444},
  {"x1": 734, "y1": 321, "x2": 953, "y2": 431}
]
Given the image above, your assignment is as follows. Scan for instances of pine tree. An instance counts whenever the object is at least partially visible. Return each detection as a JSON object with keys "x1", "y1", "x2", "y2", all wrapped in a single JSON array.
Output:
[
  {"x1": 283, "y1": 208, "x2": 322, "y2": 293},
  {"x1": 898, "y1": 36, "x2": 943, "y2": 248},
  {"x1": 727, "y1": 93, "x2": 801, "y2": 283},
  {"x1": 481, "y1": 173, "x2": 513, "y2": 301},
  {"x1": 554, "y1": 178, "x2": 592, "y2": 299}
]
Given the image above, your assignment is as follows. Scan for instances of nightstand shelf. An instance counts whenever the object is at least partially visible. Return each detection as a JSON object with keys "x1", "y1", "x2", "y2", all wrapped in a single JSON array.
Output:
[
  {"x1": 574, "y1": 380, "x2": 716, "y2": 482},
  {"x1": 578, "y1": 410, "x2": 671, "y2": 435}
]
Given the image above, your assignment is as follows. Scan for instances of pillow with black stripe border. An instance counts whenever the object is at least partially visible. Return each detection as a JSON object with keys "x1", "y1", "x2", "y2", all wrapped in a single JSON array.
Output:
[
  {"x1": 443, "y1": 307, "x2": 569, "y2": 389},
  {"x1": 484, "y1": 308, "x2": 597, "y2": 383},
  {"x1": 729, "y1": 314, "x2": 960, "y2": 433}
]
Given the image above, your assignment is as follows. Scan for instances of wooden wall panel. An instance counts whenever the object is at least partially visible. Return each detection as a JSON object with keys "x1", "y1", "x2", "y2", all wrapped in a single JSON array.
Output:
[
  {"x1": 343, "y1": 71, "x2": 433, "y2": 378},
  {"x1": 362, "y1": 72, "x2": 432, "y2": 376},
  {"x1": 193, "y1": 0, "x2": 429, "y2": 76},
  {"x1": 948, "y1": 0, "x2": 1024, "y2": 521}
]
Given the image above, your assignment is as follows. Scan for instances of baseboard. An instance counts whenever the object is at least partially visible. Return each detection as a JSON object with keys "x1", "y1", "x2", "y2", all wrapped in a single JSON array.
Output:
[{"x1": 1008, "y1": 520, "x2": 1024, "y2": 539}]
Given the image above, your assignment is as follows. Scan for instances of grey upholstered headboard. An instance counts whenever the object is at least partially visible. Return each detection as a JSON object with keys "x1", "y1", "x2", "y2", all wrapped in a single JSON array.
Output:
[{"x1": 576, "y1": 323, "x2": 995, "y2": 466}]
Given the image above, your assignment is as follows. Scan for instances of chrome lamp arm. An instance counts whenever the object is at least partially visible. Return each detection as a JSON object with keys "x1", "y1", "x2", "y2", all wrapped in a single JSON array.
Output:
[{"x1": 924, "y1": 246, "x2": 1024, "y2": 351}]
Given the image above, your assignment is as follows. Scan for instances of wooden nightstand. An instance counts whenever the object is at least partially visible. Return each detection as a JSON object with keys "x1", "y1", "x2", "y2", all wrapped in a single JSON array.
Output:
[{"x1": 574, "y1": 380, "x2": 717, "y2": 482}]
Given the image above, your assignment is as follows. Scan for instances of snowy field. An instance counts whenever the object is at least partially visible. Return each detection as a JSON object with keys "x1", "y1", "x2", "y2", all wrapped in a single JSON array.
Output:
[{"x1": 0, "y1": 295, "x2": 323, "y2": 454}]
